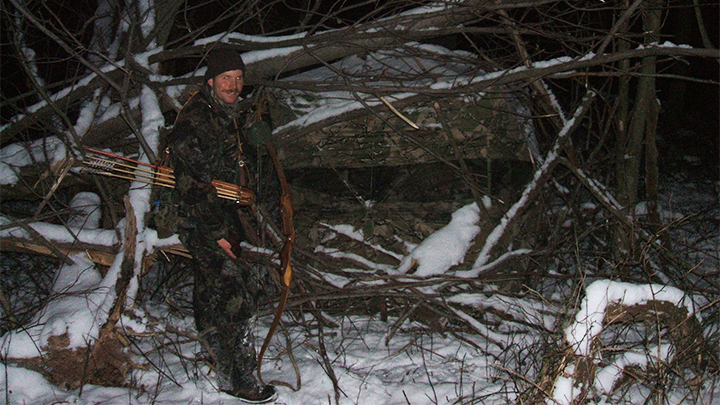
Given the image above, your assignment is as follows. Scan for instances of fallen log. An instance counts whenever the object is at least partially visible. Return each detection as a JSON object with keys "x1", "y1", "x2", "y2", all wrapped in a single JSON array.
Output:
[{"x1": 534, "y1": 280, "x2": 718, "y2": 405}]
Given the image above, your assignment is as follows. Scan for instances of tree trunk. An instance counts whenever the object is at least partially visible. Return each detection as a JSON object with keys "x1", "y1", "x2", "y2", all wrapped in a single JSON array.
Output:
[{"x1": 613, "y1": 0, "x2": 662, "y2": 276}]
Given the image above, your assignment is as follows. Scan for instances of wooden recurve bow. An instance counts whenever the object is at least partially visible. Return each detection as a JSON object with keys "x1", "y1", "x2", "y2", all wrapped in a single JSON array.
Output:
[{"x1": 257, "y1": 141, "x2": 298, "y2": 389}]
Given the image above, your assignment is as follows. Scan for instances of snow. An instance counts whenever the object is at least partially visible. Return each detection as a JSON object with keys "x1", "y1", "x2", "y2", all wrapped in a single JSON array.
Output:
[
  {"x1": 195, "y1": 31, "x2": 307, "y2": 46},
  {"x1": 242, "y1": 46, "x2": 306, "y2": 65},
  {"x1": 447, "y1": 293, "x2": 555, "y2": 331},
  {"x1": 634, "y1": 200, "x2": 684, "y2": 220},
  {"x1": 1, "y1": 9, "x2": 716, "y2": 405},
  {"x1": 321, "y1": 222, "x2": 404, "y2": 262},
  {"x1": 0, "y1": 254, "x2": 106, "y2": 357},
  {"x1": 67, "y1": 192, "x2": 102, "y2": 229},
  {"x1": 396, "y1": 4, "x2": 448, "y2": 17},
  {"x1": 593, "y1": 344, "x2": 672, "y2": 394},
  {"x1": 0, "y1": 312, "x2": 510, "y2": 405},
  {"x1": 74, "y1": 93, "x2": 102, "y2": 138},
  {"x1": 565, "y1": 279, "x2": 696, "y2": 357},
  {"x1": 272, "y1": 43, "x2": 492, "y2": 133},
  {"x1": 639, "y1": 41, "x2": 693, "y2": 49},
  {"x1": 314, "y1": 245, "x2": 396, "y2": 274},
  {"x1": 0, "y1": 136, "x2": 67, "y2": 185},
  {"x1": 0, "y1": 216, "x2": 119, "y2": 246},
  {"x1": 549, "y1": 280, "x2": 699, "y2": 404},
  {"x1": 5, "y1": 187, "x2": 710, "y2": 404},
  {"x1": 396, "y1": 202, "x2": 480, "y2": 277},
  {"x1": 0, "y1": 365, "x2": 62, "y2": 404},
  {"x1": 137, "y1": 0, "x2": 156, "y2": 39}
]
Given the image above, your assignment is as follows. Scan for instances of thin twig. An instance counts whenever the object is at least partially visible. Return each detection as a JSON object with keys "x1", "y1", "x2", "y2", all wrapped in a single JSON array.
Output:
[
  {"x1": 380, "y1": 96, "x2": 419, "y2": 130},
  {"x1": 34, "y1": 157, "x2": 75, "y2": 216}
]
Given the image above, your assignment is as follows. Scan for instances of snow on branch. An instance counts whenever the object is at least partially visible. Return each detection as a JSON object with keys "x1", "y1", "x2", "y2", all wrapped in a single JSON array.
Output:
[{"x1": 472, "y1": 91, "x2": 596, "y2": 270}]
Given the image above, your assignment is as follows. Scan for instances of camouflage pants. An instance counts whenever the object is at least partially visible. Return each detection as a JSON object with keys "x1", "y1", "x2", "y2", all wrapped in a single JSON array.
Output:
[{"x1": 182, "y1": 227, "x2": 270, "y2": 391}]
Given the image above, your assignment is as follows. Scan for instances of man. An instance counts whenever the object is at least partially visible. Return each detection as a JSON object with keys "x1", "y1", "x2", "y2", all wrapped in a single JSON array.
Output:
[{"x1": 167, "y1": 47, "x2": 277, "y2": 403}]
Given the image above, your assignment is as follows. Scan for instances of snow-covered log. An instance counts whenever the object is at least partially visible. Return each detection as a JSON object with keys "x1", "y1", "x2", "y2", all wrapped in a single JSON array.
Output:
[{"x1": 542, "y1": 280, "x2": 716, "y2": 405}]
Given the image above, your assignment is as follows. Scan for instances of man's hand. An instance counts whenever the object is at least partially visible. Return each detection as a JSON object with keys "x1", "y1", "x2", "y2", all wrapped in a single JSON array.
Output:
[{"x1": 217, "y1": 238, "x2": 237, "y2": 259}]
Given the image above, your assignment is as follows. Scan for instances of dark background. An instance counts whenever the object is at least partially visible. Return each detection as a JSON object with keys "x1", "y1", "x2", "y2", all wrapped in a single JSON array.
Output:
[{"x1": 1, "y1": 0, "x2": 718, "y2": 178}]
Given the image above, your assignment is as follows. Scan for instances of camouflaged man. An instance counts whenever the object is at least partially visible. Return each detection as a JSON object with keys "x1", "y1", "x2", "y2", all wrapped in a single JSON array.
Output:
[{"x1": 166, "y1": 47, "x2": 277, "y2": 403}]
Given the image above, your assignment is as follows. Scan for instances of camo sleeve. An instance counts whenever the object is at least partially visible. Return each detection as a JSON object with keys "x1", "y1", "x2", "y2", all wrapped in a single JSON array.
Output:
[{"x1": 170, "y1": 110, "x2": 231, "y2": 242}]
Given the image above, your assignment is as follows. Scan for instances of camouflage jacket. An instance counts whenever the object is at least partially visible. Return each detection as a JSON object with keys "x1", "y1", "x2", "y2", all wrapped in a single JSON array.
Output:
[{"x1": 167, "y1": 86, "x2": 254, "y2": 243}]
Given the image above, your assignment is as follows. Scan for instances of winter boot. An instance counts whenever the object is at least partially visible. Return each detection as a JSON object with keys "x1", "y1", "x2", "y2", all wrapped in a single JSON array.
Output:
[{"x1": 223, "y1": 384, "x2": 277, "y2": 404}]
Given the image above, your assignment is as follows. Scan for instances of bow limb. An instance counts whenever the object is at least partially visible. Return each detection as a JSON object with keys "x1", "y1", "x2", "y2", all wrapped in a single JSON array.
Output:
[{"x1": 257, "y1": 142, "x2": 297, "y2": 389}]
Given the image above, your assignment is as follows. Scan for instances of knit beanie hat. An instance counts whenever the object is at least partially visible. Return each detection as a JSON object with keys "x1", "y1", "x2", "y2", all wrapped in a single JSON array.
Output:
[{"x1": 205, "y1": 48, "x2": 246, "y2": 80}]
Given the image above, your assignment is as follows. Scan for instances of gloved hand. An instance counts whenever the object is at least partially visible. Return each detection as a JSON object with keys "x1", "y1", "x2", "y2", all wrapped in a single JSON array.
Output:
[{"x1": 247, "y1": 120, "x2": 272, "y2": 147}]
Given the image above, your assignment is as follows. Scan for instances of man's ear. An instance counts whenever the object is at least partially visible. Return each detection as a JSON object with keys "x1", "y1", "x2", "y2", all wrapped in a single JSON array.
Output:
[{"x1": 207, "y1": 78, "x2": 214, "y2": 87}]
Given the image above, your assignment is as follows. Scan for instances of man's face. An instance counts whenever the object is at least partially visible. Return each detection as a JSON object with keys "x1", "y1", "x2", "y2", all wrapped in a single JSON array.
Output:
[{"x1": 208, "y1": 69, "x2": 244, "y2": 104}]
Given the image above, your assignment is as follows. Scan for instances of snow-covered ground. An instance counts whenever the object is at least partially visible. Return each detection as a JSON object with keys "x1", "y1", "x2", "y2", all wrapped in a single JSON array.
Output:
[
  {"x1": 0, "y1": 312, "x2": 510, "y2": 405},
  {"x1": 2, "y1": 172, "x2": 719, "y2": 405}
]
